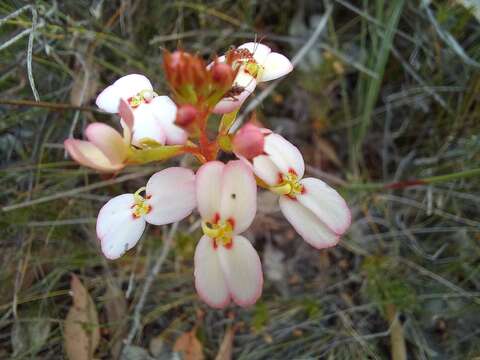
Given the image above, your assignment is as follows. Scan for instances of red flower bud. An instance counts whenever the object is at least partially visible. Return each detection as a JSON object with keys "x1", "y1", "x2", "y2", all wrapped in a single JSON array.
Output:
[
  {"x1": 232, "y1": 123, "x2": 269, "y2": 159},
  {"x1": 176, "y1": 104, "x2": 198, "y2": 127}
]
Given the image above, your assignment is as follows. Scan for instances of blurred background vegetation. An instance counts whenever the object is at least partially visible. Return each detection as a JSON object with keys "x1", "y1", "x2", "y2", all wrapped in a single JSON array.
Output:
[{"x1": 1, "y1": 0, "x2": 480, "y2": 359}]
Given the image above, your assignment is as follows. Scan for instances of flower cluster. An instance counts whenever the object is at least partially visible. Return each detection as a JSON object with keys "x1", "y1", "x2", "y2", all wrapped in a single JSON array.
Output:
[{"x1": 65, "y1": 42, "x2": 351, "y2": 308}]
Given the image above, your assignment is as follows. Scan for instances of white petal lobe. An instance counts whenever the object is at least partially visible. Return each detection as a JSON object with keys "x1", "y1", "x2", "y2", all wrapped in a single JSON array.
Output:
[
  {"x1": 220, "y1": 161, "x2": 257, "y2": 234},
  {"x1": 196, "y1": 161, "x2": 224, "y2": 221},
  {"x1": 145, "y1": 167, "x2": 196, "y2": 225},
  {"x1": 279, "y1": 196, "x2": 339, "y2": 249},
  {"x1": 264, "y1": 134, "x2": 305, "y2": 178},
  {"x1": 194, "y1": 235, "x2": 230, "y2": 308},
  {"x1": 217, "y1": 235, "x2": 263, "y2": 307},
  {"x1": 297, "y1": 178, "x2": 351, "y2": 235},
  {"x1": 96, "y1": 194, "x2": 146, "y2": 259},
  {"x1": 260, "y1": 52, "x2": 293, "y2": 82}
]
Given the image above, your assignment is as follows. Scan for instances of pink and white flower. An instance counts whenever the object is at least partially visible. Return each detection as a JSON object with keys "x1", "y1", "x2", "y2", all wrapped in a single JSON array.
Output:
[
  {"x1": 243, "y1": 131, "x2": 351, "y2": 249},
  {"x1": 96, "y1": 74, "x2": 187, "y2": 146},
  {"x1": 64, "y1": 122, "x2": 129, "y2": 172},
  {"x1": 96, "y1": 167, "x2": 196, "y2": 259},
  {"x1": 194, "y1": 160, "x2": 263, "y2": 308},
  {"x1": 213, "y1": 42, "x2": 294, "y2": 114}
]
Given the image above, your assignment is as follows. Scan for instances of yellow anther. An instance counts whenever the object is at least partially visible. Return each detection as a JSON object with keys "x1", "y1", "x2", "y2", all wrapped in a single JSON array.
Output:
[
  {"x1": 132, "y1": 187, "x2": 151, "y2": 218},
  {"x1": 269, "y1": 172, "x2": 304, "y2": 198},
  {"x1": 201, "y1": 219, "x2": 234, "y2": 247}
]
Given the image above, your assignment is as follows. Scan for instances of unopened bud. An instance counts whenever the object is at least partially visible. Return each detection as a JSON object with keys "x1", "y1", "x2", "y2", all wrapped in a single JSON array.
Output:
[
  {"x1": 211, "y1": 63, "x2": 234, "y2": 88},
  {"x1": 176, "y1": 104, "x2": 198, "y2": 127},
  {"x1": 232, "y1": 123, "x2": 267, "y2": 159}
]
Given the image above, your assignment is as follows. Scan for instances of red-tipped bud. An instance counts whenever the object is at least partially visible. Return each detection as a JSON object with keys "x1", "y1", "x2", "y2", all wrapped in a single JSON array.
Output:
[
  {"x1": 232, "y1": 123, "x2": 269, "y2": 159},
  {"x1": 211, "y1": 63, "x2": 234, "y2": 88},
  {"x1": 176, "y1": 104, "x2": 198, "y2": 127}
]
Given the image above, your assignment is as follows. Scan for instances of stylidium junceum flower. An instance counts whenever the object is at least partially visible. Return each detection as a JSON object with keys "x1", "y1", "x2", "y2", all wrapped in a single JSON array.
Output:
[
  {"x1": 96, "y1": 167, "x2": 196, "y2": 259},
  {"x1": 96, "y1": 74, "x2": 187, "y2": 147},
  {"x1": 243, "y1": 130, "x2": 351, "y2": 249},
  {"x1": 213, "y1": 42, "x2": 294, "y2": 114},
  {"x1": 194, "y1": 160, "x2": 263, "y2": 308},
  {"x1": 64, "y1": 122, "x2": 129, "y2": 172}
]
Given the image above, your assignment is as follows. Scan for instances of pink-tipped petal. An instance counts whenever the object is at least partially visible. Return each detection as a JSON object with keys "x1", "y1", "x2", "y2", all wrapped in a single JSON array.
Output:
[
  {"x1": 238, "y1": 42, "x2": 271, "y2": 65},
  {"x1": 279, "y1": 196, "x2": 339, "y2": 249},
  {"x1": 113, "y1": 74, "x2": 153, "y2": 99},
  {"x1": 64, "y1": 139, "x2": 123, "y2": 172},
  {"x1": 264, "y1": 134, "x2": 305, "y2": 178},
  {"x1": 144, "y1": 167, "x2": 196, "y2": 225},
  {"x1": 194, "y1": 235, "x2": 230, "y2": 308},
  {"x1": 131, "y1": 104, "x2": 166, "y2": 146},
  {"x1": 196, "y1": 161, "x2": 224, "y2": 222},
  {"x1": 85, "y1": 123, "x2": 126, "y2": 164},
  {"x1": 150, "y1": 96, "x2": 177, "y2": 124},
  {"x1": 297, "y1": 178, "x2": 351, "y2": 235},
  {"x1": 119, "y1": 99, "x2": 135, "y2": 130},
  {"x1": 218, "y1": 235, "x2": 263, "y2": 307},
  {"x1": 96, "y1": 85, "x2": 123, "y2": 113},
  {"x1": 260, "y1": 52, "x2": 293, "y2": 82},
  {"x1": 252, "y1": 155, "x2": 281, "y2": 186},
  {"x1": 96, "y1": 194, "x2": 146, "y2": 260},
  {"x1": 220, "y1": 160, "x2": 257, "y2": 234}
]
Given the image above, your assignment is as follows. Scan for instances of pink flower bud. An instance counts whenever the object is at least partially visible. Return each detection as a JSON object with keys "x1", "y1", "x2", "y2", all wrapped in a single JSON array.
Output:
[
  {"x1": 176, "y1": 104, "x2": 198, "y2": 127},
  {"x1": 232, "y1": 123, "x2": 269, "y2": 159},
  {"x1": 211, "y1": 62, "x2": 234, "y2": 88}
]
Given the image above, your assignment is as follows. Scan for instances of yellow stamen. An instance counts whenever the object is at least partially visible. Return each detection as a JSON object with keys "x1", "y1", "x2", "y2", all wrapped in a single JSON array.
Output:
[
  {"x1": 201, "y1": 219, "x2": 234, "y2": 247},
  {"x1": 132, "y1": 187, "x2": 151, "y2": 218},
  {"x1": 269, "y1": 172, "x2": 304, "y2": 198}
]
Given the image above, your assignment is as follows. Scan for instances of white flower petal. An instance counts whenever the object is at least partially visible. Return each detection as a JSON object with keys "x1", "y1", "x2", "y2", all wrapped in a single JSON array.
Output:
[
  {"x1": 238, "y1": 42, "x2": 271, "y2": 65},
  {"x1": 196, "y1": 161, "x2": 224, "y2": 222},
  {"x1": 113, "y1": 74, "x2": 153, "y2": 99},
  {"x1": 85, "y1": 123, "x2": 126, "y2": 164},
  {"x1": 297, "y1": 178, "x2": 351, "y2": 235},
  {"x1": 279, "y1": 196, "x2": 339, "y2": 249},
  {"x1": 220, "y1": 160, "x2": 257, "y2": 234},
  {"x1": 252, "y1": 155, "x2": 281, "y2": 186},
  {"x1": 96, "y1": 85, "x2": 123, "y2": 113},
  {"x1": 148, "y1": 96, "x2": 187, "y2": 144},
  {"x1": 194, "y1": 235, "x2": 230, "y2": 308},
  {"x1": 162, "y1": 122, "x2": 188, "y2": 145},
  {"x1": 96, "y1": 194, "x2": 146, "y2": 260},
  {"x1": 218, "y1": 235, "x2": 263, "y2": 307},
  {"x1": 131, "y1": 104, "x2": 166, "y2": 146},
  {"x1": 150, "y1": 96, "x2": 177, "y2": 124},
  {"x1": 259, "y1": 52, "x2": 293, "y2": 82},
  {"x1": 144, "y1": 167, "x2": 196, "y2": 225},
  {"x1": 264, "y1": 134, "x2": 305, "y2": 178}
]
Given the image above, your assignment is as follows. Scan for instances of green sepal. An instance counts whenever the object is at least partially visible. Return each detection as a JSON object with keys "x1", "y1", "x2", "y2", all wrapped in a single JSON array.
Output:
[
  {"x1": 218, "y1": 109, "x2": 238, "y2": 134},
  {"x1": 127, "y1": 145, "x2": 185, "y2": 164}
]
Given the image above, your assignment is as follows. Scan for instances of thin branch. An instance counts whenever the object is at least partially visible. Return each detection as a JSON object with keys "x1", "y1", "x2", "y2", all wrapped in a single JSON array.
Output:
[{"x1": 0, "y1": 99, "x2": 101, "y2": 113}]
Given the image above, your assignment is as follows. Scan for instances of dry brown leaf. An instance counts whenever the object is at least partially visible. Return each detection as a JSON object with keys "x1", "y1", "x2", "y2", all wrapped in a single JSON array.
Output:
[
  {"x1": 173, "y1": 328, "x2": 204, "y2": 360},
  {"x1": 105, "y1": 281, "x2": 127, "y2": 359},
  {"x1": 64, "y1": 274, "x2": 100, "y2": 360},
  {"x1": 214, "y1": 326, "x2": 236, "y2": 360}
]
